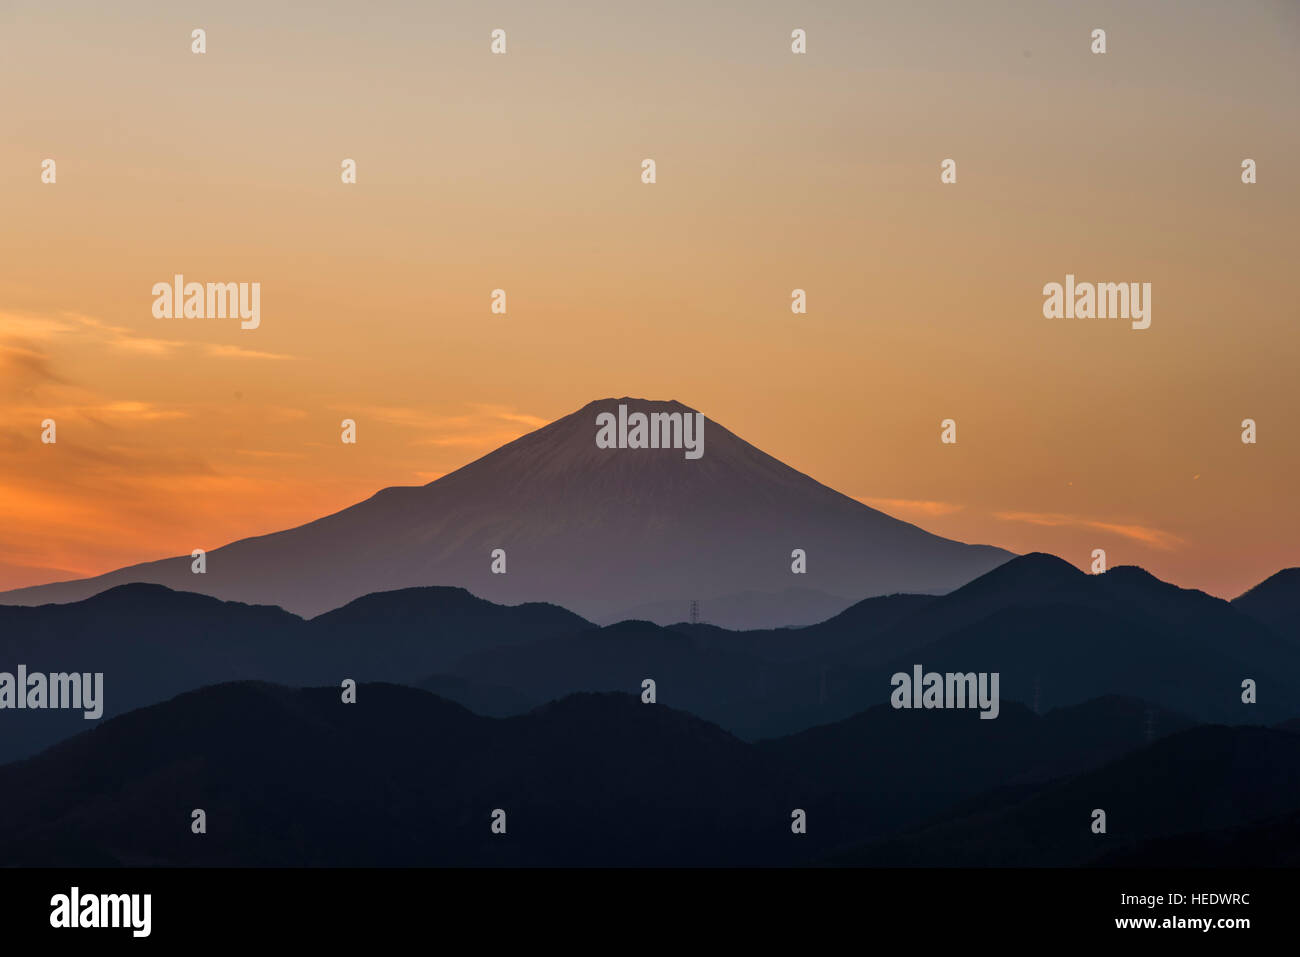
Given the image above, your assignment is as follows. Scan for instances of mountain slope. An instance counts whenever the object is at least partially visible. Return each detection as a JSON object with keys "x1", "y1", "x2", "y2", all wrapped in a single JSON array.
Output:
[
  {"x1": 0, "y1": 398, "x2": 1012, "y2": 621},
  {"x1": 0, "y1": 683, "x2": 1214, "y2": 867},
  {"x1": 830, "y1": 725, "x2": 1300, "y2": 866},
  {"x1": 437, "y1": 554, "x2": 1300, "y2": 735},
  {"x1": 0, "y1": 683, "x2": 785, "y2": 867},
  {"x1": 0, "y1": 583, "x2": 589, "y2": 764},
  {"x1": 1233, "y1": 567, "x2": 1300, "y2": 640},
  {"x1": 803, "y1": 557, "x2": 1300, "y2": 727}
]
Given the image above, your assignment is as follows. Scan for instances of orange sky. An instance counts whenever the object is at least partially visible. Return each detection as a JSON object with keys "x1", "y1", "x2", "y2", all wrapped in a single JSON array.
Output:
[{"x1": 2, "y1": 1, "x2": 1298, "y2": 598}]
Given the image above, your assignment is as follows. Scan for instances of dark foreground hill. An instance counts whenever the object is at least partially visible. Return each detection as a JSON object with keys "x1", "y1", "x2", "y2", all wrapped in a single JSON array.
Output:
[
  {"x1": 829, "y1": 725, "x2": 1300, "y2": 866},
  {"x1": 1, "y1": 682, "x2": 1287, "y2": 867}
]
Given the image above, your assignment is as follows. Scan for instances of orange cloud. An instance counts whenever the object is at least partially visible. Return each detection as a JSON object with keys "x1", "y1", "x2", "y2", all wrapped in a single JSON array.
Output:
[
  {"x1": 993, "y1": 511, "x2": 1184, "y2": 551},
  {"x1": 205, "y1": 344, "x2": 296, "y2": 360},
  {"x1": 0, "y1": 342, "x2": 64, "y2": 391}
]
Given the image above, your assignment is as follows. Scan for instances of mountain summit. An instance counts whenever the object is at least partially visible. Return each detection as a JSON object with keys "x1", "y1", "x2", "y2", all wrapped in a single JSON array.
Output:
[{"x1": 0, "y1": 398, "x2": 1012, "y2": 623}]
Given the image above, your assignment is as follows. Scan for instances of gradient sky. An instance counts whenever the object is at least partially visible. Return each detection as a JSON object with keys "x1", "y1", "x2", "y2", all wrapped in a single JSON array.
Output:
[{"x1": 2, "y1": 0, "x2": 1297, "y2": 598}]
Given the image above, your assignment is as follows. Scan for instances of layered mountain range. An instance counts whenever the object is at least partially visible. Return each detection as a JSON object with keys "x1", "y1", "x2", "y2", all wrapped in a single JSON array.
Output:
[
  {"x1": 3, "y1": 398, "x2": 1297, "y2": 867},
  {"x1": 1, "y1": 552, "x2": 1296, "y2": 764}
]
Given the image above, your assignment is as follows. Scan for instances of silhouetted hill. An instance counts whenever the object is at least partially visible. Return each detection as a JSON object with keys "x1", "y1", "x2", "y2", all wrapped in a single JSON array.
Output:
[
  {"x1": 697, "y1": 593, "x2": 937, "y2": 664},
  {"x1": 0, "y1": 585, "x2": 312, "y2": 763},
  {"x1": 442, "y1": 554, "x2": 1300, "y2": 736},
  {"x1": 0, "y1": 683, "x2": 1266, "y2": 867},
  {"x1": 845, "y1": 553, "x2": 1093, "y2": 665},
  {"x1": 452, "y1": 617, "x2": 811, "y2": 737},
  {"x1": 797, "y1": 555, "x2": 1300, "y2": 728},
  {"x1": 1091, "y1": 807, "x2": 1300, "y2": 867},
  {"x1": 0, "y1": 398, "x2": 1012, "y2": 622},
  {"x1": 1233, "y1": 568, "x2": 1300, "y2": 641},
  {"x1": 829, "y1": 725, "x2": 1300, "y2": 866},
  {"x1": 0, "y1": 584, "x2": 588, "y2": 763},
  {"x1": 0, "y1": 683, "x2": 783, "y2": 866},
  {"x1": 416, "y1": 674, "x2": 539, "y2": 717},
  {"x1": 858, "y1": 602, "x2": 1293, "y2": 724},
  {"x1": 308, "y1": 586, "x2": 591, "y2": 675},
  {"x1": 756, "y1": 696, "x2": 1197, "y2": 851}
]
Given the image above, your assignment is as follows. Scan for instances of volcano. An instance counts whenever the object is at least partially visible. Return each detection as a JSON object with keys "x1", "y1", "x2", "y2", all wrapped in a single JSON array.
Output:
[{"x1": 0, "y1": 398, "x2": 1012, "y2": 624}]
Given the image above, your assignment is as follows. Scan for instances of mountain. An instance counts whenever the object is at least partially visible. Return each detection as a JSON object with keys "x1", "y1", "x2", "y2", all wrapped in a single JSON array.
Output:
[
  {"x1": 0, "y1": 585, "x2": 310, "y2": 764},
  {"x1": 1233, "y1": 568, "x2": 1300, "y2": 640},
  {"x1": 440, "y1": 554, "x2": 1300, "y2": 735},
  {"x1": 829, "y1": 725, "x2": 1300, "y2": 866},
  {"x1": 0, "y1": 682, "x2": 1213, "y2": 867},
  {"x1": 756, "y1": 695, "x2": 1198, "y2": 847},
  {"x1": 415, "y1": 674, "x2": 540, "y2": 717},
  {"x1": 0, "y1": 583, "x2": 588, "y2": 764},
  {"x1": 0, "y1": 398, "x2": 1012, "y2": 623},
  {"x1": 451, "y1": 618, "x2": 789, "y2": 735},
  {"x1": 1092, "y1": 806, "x2": 1300, "y2": 867},
  {"x1": 0, "y1": 683, "x2": 787, "y2": 867},
  {"x1": 811, "y1": 555, "x2": 1300, "y2": 727},
  {"x1": 306, "y1": 586, "x2": 591, "y2": 675}
]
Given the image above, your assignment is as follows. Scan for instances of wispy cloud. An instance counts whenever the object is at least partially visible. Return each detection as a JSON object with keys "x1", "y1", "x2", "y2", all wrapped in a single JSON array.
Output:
[
  {"x1": 61, "y1": 313, "x2": 187, "y2": 356},
  {"x1": 0, "y1": 342, "x2": 65, "y2": 391},
  {"x1": 472, "y1": 405, "x2": 549, "y2": 429},
  {"x1": 0, "y1": 314, "x2": 77, "y2": 338},
  {"x1": 97, "y1": 401, "x2": 189, "y2": 421},
  {"x1": 235, "y1": 449, "x2": 305, "y2": 460},
  {"x1": 993, "y1": 510, "x2": 1184, "y2": 550},
  {"x1": 0, "y1": 314, "x2": 72, "y2": 395},
  {"x1": 205, "y1": 344, "x2": 295, "y2": 360},
  {"x1": 1, "y1": 309, "x2": 295, "y2": 362}
]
